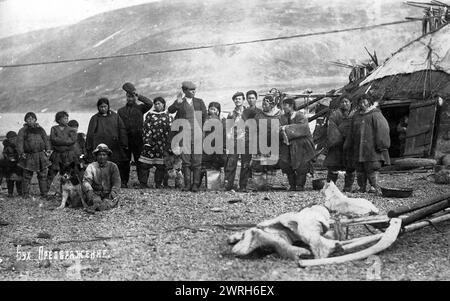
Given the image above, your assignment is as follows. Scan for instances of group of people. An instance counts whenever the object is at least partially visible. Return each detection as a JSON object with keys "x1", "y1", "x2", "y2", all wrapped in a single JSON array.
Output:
[
  {"x1": 0, "y1": 80, "x2": 392, "y2": 208},
  {"x1": 0, "y1": 111, "x2": 84, "y2": 196},
  {"x1": 323, "y1": 96, "x2": 391, "y2": 195}
]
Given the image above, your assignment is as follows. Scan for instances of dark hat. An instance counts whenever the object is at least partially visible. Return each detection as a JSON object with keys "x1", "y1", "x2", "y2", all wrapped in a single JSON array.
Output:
[
  {"x1": 24, "y1": 112, "x2": 37, "y2": 122},
  {"x1": 232, "y1": 91, "x2": 245, "y2": 101},
  {"x1": 6, "y1": 131, "x2": 17, "y2": 139},
  {"x1": 122, "y1": 82, "x2": 136, "y2": 94},
  {"x1": 93, "y1": 143, "x2": 112, "y2": 156},
  {"x1": 97, "y1": 97, "x2": 110, "y2": 108},
  {"x1": 181, "y1": 81, "x2": 196, "y2": 90},
  {"x1": 208, "y1": 102, "x2": 221, "y2": 115}
]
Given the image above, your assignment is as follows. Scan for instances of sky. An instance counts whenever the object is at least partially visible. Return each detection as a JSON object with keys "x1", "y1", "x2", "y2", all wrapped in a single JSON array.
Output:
[{"x1": 0, "y1": 0, "x2": 160, "y2": 38}]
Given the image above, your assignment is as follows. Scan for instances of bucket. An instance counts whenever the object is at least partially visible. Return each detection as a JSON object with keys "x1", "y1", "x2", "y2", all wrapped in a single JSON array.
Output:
[
  {"x1": 312, "y1": 178, "x2": 326, "y2": 190},
  {"x1": 252, "y1": 172, "x2": 268, "y2": 190}
]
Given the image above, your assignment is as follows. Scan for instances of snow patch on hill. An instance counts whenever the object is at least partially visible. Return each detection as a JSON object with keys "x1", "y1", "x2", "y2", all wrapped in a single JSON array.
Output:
[{"x1": 93, "y1": 30, "x2": 124, "y2": 48}]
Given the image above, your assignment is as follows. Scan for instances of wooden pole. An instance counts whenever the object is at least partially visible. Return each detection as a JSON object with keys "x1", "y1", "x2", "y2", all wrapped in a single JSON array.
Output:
[
  {"x1": 308, "y1": 108, "x2": 330, "y2": 122},
  {"x1": 296, "y1": 96, "x2": 324, "y2": 111},
  {"x1": 431, "y1": 0, "x2": 450, "y2": 7},
  {"x1": 401, "y1": 199, "x2": 450, "y2": 225},
  {"x1": 402, "y1": 212, "x2": 450, "y2": 232},
  {"x1": 387, "y1": 192, "x2": 450, "y2": 217}
]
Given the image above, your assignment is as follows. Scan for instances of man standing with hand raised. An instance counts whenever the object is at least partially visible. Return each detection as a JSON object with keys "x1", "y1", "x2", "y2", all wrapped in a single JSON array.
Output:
[
  {"x1": 168, "y1": 81, "x2": 207, "y2": 192},
  {"x1": 118, "y1": 82, "x2": 153, "y2": 188}
]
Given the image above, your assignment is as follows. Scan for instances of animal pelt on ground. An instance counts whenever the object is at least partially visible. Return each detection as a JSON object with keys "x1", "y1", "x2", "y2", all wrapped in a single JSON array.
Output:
[
  {"x1": 58, "y1": 163, "x2": 87, "y2": 209},
  {"x1": 321, "y1": 181, "x2": 379, "y2": 216},
  {"x1": 228, "y1": 205, "x2": 342, "y2": 260}
]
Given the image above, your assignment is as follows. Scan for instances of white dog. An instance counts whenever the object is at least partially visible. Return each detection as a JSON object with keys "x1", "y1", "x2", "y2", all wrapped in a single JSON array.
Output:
[{"x1": 321, "y1": 181, "x2": 379, "y2": 216}]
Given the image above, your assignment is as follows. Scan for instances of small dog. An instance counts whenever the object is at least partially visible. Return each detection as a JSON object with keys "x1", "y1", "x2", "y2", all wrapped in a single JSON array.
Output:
[
  {"x1": 58, "y1": 163, "x2": 87, "y2": 209},
  {"x1": 321, "y1": 181, "x2": 379, "y2": 216}
]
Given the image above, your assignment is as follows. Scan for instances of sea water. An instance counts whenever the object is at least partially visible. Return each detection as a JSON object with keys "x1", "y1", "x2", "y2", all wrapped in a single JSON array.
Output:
[{"x1": 0, "y1": 112, "x2": 92, "y2": 136}]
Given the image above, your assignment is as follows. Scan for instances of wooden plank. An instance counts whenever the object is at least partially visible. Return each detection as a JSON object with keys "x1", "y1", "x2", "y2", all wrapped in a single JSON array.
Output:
[
  {"x1": 404, "y1": 100, "x2": 437, "y2": 157},
  {"x1": 405, "y1": 127, "x2": 431, "y2": 138},
  {"x1": 380, "y1": 99, "x2": 412, "y2": 107},
  {"x1": 410, "y1": 99, "x2": 438, "y2": 109}
]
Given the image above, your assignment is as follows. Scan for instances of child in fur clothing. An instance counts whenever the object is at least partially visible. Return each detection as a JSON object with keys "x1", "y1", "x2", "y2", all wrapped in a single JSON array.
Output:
[
  {"x1": 2, "y1": 131, "x2": 23, "y2": 197},
  {"x1": 17, "y1": 112, "x2": 52, "y2": 198}
]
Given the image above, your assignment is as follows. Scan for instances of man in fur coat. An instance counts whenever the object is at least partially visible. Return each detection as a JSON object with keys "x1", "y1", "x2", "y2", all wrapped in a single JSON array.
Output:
[
  {"x1": 323, "y1": 98, "x2": 356, "y2": 192},
  {"x1": 344, "y1": 95, "x2": 390, "y2": 194}
]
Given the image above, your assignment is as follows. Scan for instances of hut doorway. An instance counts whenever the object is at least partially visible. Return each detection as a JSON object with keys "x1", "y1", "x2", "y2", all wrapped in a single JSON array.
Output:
[
  {"x1": 380, "y1": 101, "x2": 411, "y2": 158},
  {"x1": 380, "y1": 99, "x2": 438, "y2": 159}
]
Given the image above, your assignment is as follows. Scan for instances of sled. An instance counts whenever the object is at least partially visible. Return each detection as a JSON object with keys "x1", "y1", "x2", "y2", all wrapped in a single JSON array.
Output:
[{"x1": 298, "y1": 192, "x2": 450, "y2": 267}]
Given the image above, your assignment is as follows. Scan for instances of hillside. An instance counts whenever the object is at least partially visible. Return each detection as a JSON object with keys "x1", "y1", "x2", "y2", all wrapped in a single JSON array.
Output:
[{"x1": 0, "y1": 0, "x2": 421, "y2": 112}]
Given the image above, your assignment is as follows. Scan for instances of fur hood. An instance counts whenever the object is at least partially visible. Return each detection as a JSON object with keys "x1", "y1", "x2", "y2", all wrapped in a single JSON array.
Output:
[{"x1": 23, "y1": 123, "x2": 46, "y2": 134}]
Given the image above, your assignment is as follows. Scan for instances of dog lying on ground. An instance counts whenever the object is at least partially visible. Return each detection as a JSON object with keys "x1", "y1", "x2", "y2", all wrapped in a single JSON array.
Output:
[
  {"x1": 58, "y1": 163, "x2": 88, "y2": 209},
  {"x1": 321, "y1": 181, "x2": 379, "y2": 216}
]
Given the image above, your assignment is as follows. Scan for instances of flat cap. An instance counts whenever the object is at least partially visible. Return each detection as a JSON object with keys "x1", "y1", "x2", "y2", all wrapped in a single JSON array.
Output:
[
  {"x1": 181, "y1": 81, "x2": 196, "y2": 90},
  {"x1": 232, "y1": 91, "x2": 245, "y2": 100},
  {"x1": 122, "y1": 82, "x2": 136, "y2": 94}
]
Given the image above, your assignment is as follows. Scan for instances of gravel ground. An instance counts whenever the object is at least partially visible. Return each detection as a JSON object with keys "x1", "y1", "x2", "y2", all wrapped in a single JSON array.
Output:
[{"x1": 0, "y1": 168, "x2": 449, "y2": 281}]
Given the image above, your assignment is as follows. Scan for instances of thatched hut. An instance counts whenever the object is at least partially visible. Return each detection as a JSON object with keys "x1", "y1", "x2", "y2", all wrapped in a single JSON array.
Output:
[{"x1": 330, "y1": 24, "x2": 450, "y2": 160}]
